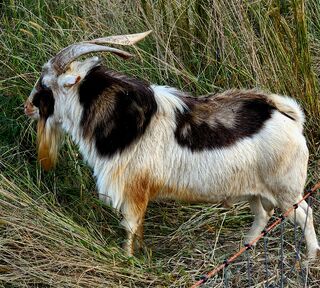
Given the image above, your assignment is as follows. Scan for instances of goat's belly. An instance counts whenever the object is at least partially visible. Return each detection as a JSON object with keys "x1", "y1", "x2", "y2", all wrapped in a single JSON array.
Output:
[
  {"x1": 149, "y1": 169, "x2": 261, "y2": 204},
  {"x1": 154, "y1": 185, "x2": 230, "y2": 204}
]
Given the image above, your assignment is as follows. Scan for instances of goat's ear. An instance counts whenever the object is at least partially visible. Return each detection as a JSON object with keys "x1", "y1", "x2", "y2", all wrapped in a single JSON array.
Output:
[
  {"x1": 60, "y1": 57, "x2": 100, "y2": 88},
  {"x1": 61, "y1": 75, "x2": 81, "y2": 88}
]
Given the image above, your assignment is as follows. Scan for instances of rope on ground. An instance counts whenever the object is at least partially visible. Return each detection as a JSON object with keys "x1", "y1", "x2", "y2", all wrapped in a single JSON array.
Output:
[
  {"x1": 280, "y1": 215, "x2": 285, "y2": 288},
  {"x1": 191, "y1": 182, "x2": 320, "y2": 288},
  {"x1": 263, "y1": 235, "x2": 269, "y2": 287}
]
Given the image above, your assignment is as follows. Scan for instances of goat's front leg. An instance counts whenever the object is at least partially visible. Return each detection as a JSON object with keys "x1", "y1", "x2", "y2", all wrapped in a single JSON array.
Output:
[
  {"x1": 124, "y1": 229, "x2": 135, "y2": 256},
  {"x1": 135, "y1": 217, "x2": 145, "y2": 250},
  {"x1": 123, "y1": 218, "x2": 145, "y2": 255},
  {"x1": 121, "y1": 202, "x2": 147, "y2": 256}
]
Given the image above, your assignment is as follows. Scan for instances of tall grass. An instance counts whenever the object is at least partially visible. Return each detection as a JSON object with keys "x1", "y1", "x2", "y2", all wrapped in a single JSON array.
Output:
[{"x1": 1, "y1": 0, "x2": 320, "y2": 287}]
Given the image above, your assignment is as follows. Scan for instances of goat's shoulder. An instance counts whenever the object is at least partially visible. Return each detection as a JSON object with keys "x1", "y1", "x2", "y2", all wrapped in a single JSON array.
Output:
[{"x1": 78, "y1": 66, "x2": 158, "y2": 157}]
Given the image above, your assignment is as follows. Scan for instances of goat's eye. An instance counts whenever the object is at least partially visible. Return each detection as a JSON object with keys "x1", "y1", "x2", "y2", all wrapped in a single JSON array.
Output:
[{"x1": 41, "y1": 82, "x2": 49, "y2": 90}]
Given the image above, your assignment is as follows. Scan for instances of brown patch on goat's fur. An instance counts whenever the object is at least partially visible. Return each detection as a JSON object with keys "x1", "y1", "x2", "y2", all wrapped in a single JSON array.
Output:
[
  {"x1": 80, "y1": 86, "x2": 118, "y2": 140},
  {"x1": 124, "y1": 172, "x2": 212, "y2": 209},
  {"x1": 175, "y1": 90, "x2": 276, "y2": 151},
  {"x1": 184, "y1": 90, "x2": 272, "y2": 126},
  {"x1": 124, "y1": 173, "x2": 152, "y2": 214},
  {"x1": 37, "y1": 119, "x2": 60, "y2": 171},
  {"x1": 79, "y1": 66, "x2": 157, "y2": 157}
]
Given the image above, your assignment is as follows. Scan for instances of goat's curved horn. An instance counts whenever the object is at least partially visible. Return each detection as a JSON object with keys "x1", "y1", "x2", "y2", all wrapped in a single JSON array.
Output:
[
  {"x1": 51, "y1": 43, "x2": 133, "y2": 74},
  {"x1": 84, "y1": 30, "x2": 152, "y2": 46}
]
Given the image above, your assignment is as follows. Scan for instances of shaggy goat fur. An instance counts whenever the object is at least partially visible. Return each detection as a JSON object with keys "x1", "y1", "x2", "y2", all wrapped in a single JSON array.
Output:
[{"x1": 25, "y1": 51, "x2": 319, "y2": 258}]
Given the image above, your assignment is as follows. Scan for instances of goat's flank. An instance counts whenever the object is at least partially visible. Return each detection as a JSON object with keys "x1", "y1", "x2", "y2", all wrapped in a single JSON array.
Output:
[{"x1": 24, "y1": 31, "x2": 320, "y2": 258}]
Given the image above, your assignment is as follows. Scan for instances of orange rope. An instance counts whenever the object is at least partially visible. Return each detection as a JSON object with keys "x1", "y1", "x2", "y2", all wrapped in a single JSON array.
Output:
[{"x1": 191, "y1": 182, "x2": 320, "y2": 288}]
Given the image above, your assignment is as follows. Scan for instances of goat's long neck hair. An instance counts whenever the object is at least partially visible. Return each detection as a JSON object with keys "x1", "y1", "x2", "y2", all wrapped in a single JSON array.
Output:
[{"x1": 37, "y1": 118, "x2": 61, "y2": 171}]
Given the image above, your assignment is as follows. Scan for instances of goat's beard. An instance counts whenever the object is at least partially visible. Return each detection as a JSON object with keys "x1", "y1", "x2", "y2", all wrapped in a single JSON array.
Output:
[{"x1": 37, "y1": 118, "x2": 61, "y2": 171}]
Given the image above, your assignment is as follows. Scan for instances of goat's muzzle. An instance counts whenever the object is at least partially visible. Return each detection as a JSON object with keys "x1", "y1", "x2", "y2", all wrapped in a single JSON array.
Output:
[{"x1": 24, "y1": 99, "x2": 38, "y2": 118}]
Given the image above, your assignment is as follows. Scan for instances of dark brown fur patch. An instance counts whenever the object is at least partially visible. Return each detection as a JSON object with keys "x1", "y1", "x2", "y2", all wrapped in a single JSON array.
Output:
[
  {"x1": 175, "y1": 90, "x2": 275, "y2": 151},
  {"x1": 79, "y1": 66, "x2": 158, "y2": 157},
  {"x1": 32, "y1": 85, "x2": 55, "y2": 120},
  {"x1": 32, "y1": 78, "x2": 58, "y2": 170}
]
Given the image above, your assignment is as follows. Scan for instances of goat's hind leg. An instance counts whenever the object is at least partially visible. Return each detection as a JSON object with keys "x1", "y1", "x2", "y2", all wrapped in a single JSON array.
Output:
[
  {"x1": 266, "y1": 179, "x2": 320, "y2": 259},
  {"x1": 244, "y1": 195, "x2": 274, "y2": 245},
  {"x1": 281, "y1": 198, "x2": 320, "y2": 259},
  {"x1": 269, "y1": 177, "x2": 320, "y2": 258}
]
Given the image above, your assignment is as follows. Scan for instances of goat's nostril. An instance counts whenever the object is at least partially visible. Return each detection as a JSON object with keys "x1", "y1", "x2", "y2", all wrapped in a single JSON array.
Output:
[
  {"x1": 24, "y1": 100, "x2": 36, "y2": 117},
  {"x1": 25, "y1": 101, "x2": 33, "y2": 109}
]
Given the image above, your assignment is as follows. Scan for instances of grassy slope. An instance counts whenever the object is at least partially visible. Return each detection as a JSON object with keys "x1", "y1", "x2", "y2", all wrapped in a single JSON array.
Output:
[{"x1": 0, "y1": 0, "x2": 319, "y2": 287}]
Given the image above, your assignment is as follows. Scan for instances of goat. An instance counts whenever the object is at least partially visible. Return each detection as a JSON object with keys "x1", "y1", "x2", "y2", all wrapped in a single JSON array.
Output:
[{"x1": 24, "y1": 31, "x2": 320, "y2": 258}]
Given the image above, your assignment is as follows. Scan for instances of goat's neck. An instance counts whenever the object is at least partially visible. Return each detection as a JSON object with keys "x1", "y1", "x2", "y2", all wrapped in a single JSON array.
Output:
[{"x1": 57, "y1": 92, "x2": 83, "y2": 143}]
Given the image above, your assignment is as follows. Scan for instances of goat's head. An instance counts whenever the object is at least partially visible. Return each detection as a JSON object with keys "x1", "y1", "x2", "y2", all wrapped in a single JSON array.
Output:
[{"x1": 25, "y1": 31, "x2": 151, "y2": 171}]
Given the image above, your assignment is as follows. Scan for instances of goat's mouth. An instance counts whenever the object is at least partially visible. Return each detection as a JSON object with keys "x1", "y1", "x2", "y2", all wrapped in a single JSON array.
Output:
[
  {"x1": 24, "y1": 101, "x2": 39, "y2": 119},
  {"x1": 24, "y1": 108, "x2": 37, "y2": 117}
]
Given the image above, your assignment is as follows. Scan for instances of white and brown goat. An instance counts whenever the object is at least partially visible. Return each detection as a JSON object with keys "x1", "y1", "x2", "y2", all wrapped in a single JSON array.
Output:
[{"x1": 25, "y1": 31, "x2": 320, "y2": 258}]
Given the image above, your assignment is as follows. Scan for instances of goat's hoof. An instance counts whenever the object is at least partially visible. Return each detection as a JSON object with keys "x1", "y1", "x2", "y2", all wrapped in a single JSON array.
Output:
[
  {"x1": 307, "y1": 250, "x2": 320, "y2": 277},
  {"x1": 307, "y1": 247, "x2": 320, "y2": 262}
]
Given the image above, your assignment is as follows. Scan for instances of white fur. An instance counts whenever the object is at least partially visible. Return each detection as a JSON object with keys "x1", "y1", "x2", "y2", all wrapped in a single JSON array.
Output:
[
  {"x1": 269, "y1": 94, "x2": 305, "y2": 127},
  {"x1": 150, "y1": 85, "x2": 187, "y2": 115}
]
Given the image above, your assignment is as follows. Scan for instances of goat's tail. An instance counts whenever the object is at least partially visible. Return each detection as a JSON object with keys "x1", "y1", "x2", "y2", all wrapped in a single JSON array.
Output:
[{"x1": 269, "y1": 94, "x2": 305, "y2": 126}]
